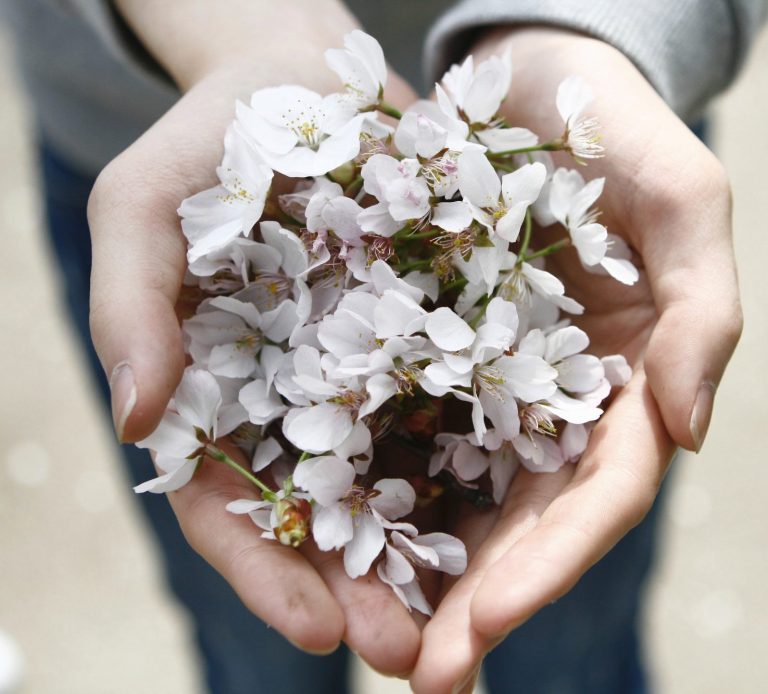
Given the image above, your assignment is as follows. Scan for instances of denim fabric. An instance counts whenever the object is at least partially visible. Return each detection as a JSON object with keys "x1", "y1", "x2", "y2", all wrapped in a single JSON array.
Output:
[{"x1": 38, "y1": 142, "x2": 667, "y2": 694}]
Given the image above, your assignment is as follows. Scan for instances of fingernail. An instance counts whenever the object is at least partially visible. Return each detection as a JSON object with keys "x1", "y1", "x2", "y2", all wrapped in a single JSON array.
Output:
[
  {"x1": 286, "y1": 637, "x2": 340, "y2": 656},
  {"x1": 110, "y1": 361, "x2": 136, "y2": 442},
  {"x1": 690, "y1": 381, "x2": 716, "y2": 452}
]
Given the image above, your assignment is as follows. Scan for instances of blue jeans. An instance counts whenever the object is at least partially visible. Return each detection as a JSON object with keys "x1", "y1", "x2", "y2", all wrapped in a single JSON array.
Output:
[{"x1": 39, "y1": 143, "x2": 664, "y2": 694}]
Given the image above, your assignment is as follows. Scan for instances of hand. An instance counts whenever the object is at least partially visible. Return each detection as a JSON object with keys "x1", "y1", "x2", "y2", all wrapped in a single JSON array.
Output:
[
  {"x1": 409, "y1": 27, "x2": 742, "y2": 693},
  {"x1": 87, "y1": 0, "x2": 422, "y2": 675}
]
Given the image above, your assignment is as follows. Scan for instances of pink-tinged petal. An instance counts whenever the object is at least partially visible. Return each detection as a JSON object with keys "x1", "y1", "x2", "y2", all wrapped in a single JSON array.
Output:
[
  {"x1": 545, "y1": 325, "x2": 590, "y2": 363},
  {"x1": 458, "y1": 148, "x2": 501, "y2": 209},
  {"x1": 344, "y1": 512, "x2": 386, "y2": 578},
  {"x1": 369, "y1": 479, "x2": 416, "y2": 519},
  {"x1": 283, "y1": 404, "x2": 354, "y2": 454},
  {"x1": 136, "y1": 411, "x2": 201, "y2": 458},
  {"x1": 556, "y1": 75, "x2": 593, "y2": 123},
  {"x1": 382, "y1": 543, "x2": 416, "y2": 585},
  {"x1": 133, "y1": 458, "x2": 197, "y2": 494},
  {"x1": 425, "y1": 307, "x2": 475, "y2": 352},
  {"x1": 313, "y1": 503, "x2": 354, "y2": 551},
  {"x1": 252, "y1": 437, "x2": 283, "y2": 472},
  {"x1": 175, "y1": 369, "x2": 223, "y2": 437},
  {"x1": 321, "y1": 196, "x2": 365, "y2": 244},
  {"x1": 453, "y1": 440, "x2": 489, "y2": 481},
  {"x1": 293, "y1": 456, "x2": 355, "y2": 506},
  {"x1": 411, "y1": 533, "x2": 468, "y2": 575},
  {"x1": 431, "y1": 201, "x2": 472, "y2": 232},
  {"x1": 602, "y1": 355, "x2": 632, "y2": 386},
  {"x1": 489, "y1": 448, "x2": 518, "y2": 505}
]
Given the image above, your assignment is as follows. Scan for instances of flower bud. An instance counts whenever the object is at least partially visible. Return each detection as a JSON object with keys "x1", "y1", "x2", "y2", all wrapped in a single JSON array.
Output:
[{"x1": 275, "y1": 497, "x2": 312, "y2": 548}]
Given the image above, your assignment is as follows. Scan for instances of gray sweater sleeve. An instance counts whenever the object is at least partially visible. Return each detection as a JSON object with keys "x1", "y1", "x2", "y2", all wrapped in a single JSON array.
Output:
[{"x1": 426, "y1": 0, "x2": 768, "y2": 121}]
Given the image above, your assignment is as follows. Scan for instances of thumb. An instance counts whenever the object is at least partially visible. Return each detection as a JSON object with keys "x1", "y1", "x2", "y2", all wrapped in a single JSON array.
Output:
[
  {"x1": 88, "y1": 165, "x2": 187, "y2": 443},
  {"x1": 641, "y1": 162, "x2": 742, "y2": 452}
]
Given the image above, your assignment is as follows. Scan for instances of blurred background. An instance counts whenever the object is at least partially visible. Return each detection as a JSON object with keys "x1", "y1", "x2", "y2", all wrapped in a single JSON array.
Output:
[{"x1": 0, "y1": 22, "x2": 766, "y2": 694}]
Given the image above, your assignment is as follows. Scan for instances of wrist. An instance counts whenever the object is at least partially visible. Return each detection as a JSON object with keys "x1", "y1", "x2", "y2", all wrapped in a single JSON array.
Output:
[{"x1": 115, "y1": 0, "x2": 358, "y2": 92}]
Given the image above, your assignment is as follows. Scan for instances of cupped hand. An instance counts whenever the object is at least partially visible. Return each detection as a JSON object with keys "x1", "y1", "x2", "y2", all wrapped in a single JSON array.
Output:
[
  {"x1": 86, "y1": 20, "x2": 424, "y2": 674},
  {"x1": 409, "y1": 27, "x2": 742, "y2": 693}
]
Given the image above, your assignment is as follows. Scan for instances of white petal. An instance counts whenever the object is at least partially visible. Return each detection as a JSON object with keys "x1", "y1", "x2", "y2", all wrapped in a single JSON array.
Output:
[
  {"x1": 344, "y1": 512, "x2": 385, "y2": 578},
  {"x1": 556, "y1": 75, "x2": 593, "y2": 123},
  {"x1": 136, "y1": 411, "x2": 201, "y2": 459},
  {"x1": 411, "y1": 533, "x2": 468, "y2": 574},
  {"x1": 545, "y1": 326, "x2": 590, "y2": 363},
  {"x1": 175, "y1": 369, "x2": 223, "y2": 437},
  {"x1": 133, "y1": 458, "x2": 197, "y2": 494},
  {"x1": 382, "y1": 543, "x2": 416, "y2": 584},
  {"x1": 293, "y1": 456, "x2": 355, "y2": 506},
  {"x1": 313, "y1": 503, "x2": 354, "y2": 551},
  {"x1": 252, "y1": 437, "x2": 283, "y2": 472},
  {"x1": 369, "y1": 479, "x2": 416, "y2": 519},
  {"x1": 282, "y1": 403, "x2": 354, "y2": 454},
  {"x1": 458, "y1": 148, "x2": 501, "y2": 209},
  {"x1": 602, "y1": 354, "x2": 632, "y2": 386},
  {"x1": 431, "y1": 201, "x2": 472, "y2": 232},
  {"x1": 476, "y1": 126, "x2": 538, "y2": 153},
  {"x1": 425, "y1": 307, "x2": 475, "y2": 352},
  {"x1": 452, "y1": 440, "x2": 489, "y2": 480}
]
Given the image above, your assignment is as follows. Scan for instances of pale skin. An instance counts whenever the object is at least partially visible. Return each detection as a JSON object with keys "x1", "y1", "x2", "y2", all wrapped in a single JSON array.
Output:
[{"x1": 88, "y1": 3, "x2": 742, "y2": 692}]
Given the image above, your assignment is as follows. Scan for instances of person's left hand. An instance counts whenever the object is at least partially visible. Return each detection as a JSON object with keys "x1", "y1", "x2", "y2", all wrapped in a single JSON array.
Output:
[{"x1": 408, "y1": 26, "x2": 742, "y2": 693}]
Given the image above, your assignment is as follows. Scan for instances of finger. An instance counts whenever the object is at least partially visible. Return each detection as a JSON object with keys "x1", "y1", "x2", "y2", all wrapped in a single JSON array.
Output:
[
  {"x1": 410, "y1": 469, "x2": 572, "y2": 694},
  {"x1": 300, "y1": 542, "x2": 421, "y2": 677},
  {"x1": 166, "y1": 451, "x2": 346, "y2": 654},
  {"x1": 88, "y1": 80, "x2": 242, "y2": 443},
  {"x1": 639, "y1": 157, "x2": 742, "y2": 451},
  {"x1": 470, "y1": 370, "x2": 675, "y2": 638},
  {"x1": 89, "y1": 175, "x2": 187, "y2": 443}
]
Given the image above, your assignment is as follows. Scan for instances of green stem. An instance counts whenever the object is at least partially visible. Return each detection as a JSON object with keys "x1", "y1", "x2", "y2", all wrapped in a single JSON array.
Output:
[
  {"x1": 523, "y1": 237, "x2": 571, "y2": 262},
  {"x1": 403, "y1": 229, "x2": 439, "y2": 241},
  {"x1": 344, "y1": 175, "x2": 364, "y2": 197},
  {"x1": 298, "y1": 451, "x2": 312, "y2": 463},
  {"x1": 488, "y1": 139, "x2": 564, "y2": 159},
  {"x1": 377, "y1": 101, "x2": 403, "y2": 120},
  {"x1": 442, "y1": 277, "x2": 468, "y2": 292},
  {"x1": 396, "y1": 258, "x2": 432, "y2": 273},
  {"x1": 205, "y1": 444, "x2": 278, "y2": 502},
  {"x1": 516, "y1": 209, "x2": 534, "y2": 267},
  {"x1": 492, "y1": 161, "x2": 518, "y2": 173},
  {"x1": 468, "y1": 293, "x2": 493, "y2": 329}
]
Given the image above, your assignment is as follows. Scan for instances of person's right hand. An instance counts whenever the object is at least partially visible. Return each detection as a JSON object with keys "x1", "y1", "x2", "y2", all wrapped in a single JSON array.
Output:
[{"x1": 87, "y1": 0, "x2": 423, "y2": 675}]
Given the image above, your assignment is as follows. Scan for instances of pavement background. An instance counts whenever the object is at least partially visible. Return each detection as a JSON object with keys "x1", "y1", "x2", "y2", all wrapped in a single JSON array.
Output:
[{"x1": 0, "y1": 23, "x2": 766, "y2": 694}]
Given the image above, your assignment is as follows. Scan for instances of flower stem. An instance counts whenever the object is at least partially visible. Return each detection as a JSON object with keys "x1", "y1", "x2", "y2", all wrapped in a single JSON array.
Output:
[
  {"x1": 396, "y1": 258, "x2": 432, "y2": 273},
  {"x1": 488, "y1": 139, "x2": 564, "y2": 159},
  {"x1": 515, "y1": 209, "x2": 534, "y2": 267},
  {"x1": 205, "y1": 444, "x2": 278, "y2": 502},
  {"x1": 377, "y1": 101, "x2": 403, "y2": 120},
  {"x1": 344, "y1": 175, "x2": 364, "y2": 197},
  {"x1": 523, "y1": 237, "x2": 571, "y2": 262}
]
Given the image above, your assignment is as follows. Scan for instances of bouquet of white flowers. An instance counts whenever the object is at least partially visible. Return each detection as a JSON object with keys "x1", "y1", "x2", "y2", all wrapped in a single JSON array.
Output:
[{"x1": 133, "y1": 30, "x2": 637, "y2": 615}]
